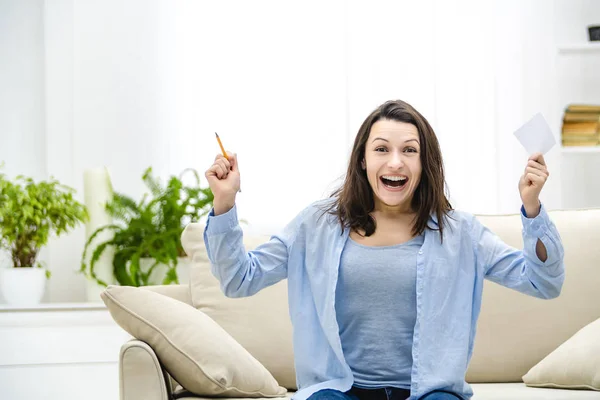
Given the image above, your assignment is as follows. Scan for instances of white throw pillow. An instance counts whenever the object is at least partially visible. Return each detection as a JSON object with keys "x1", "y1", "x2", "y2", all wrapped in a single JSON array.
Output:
[
  {"x1": 523, "y1": 317, "x2": 600, "y2": 391},
  {"x1": 101, "y1": 285, "x2": 287, "y2": 397}
]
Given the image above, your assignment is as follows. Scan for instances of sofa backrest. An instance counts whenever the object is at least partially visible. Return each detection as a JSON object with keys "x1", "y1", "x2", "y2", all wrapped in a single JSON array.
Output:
[
  {"x1": 467, "y1": 208, "x2": 600, "y2": 382},
  {"x1": 182, "y1": 208, "x2": 600, "y2": 388}
]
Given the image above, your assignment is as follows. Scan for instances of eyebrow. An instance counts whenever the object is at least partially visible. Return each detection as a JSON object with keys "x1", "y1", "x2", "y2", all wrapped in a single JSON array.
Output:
[{"x1": 371, "y1": 137, "x2": 420, "y2": 145}]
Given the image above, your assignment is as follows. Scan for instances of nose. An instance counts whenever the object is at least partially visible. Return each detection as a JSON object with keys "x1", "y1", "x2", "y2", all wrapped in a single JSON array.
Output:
[{"x1": 387, "y1": 151, "x2": 404, "y2": 169}]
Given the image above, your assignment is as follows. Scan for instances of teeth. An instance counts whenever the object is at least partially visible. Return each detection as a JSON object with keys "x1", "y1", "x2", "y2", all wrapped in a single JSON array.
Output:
[{"x1": 382, "y1": 176, "x2": 407, "y2": 182}]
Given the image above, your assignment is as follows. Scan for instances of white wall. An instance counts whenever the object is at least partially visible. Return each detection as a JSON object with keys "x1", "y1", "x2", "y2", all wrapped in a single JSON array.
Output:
[
  {"x1": 0, "y1": 0, "x2": 46, "y2": 181},
  {"x1": 0, "y1": 0, "x2": 48, "y2": 296},
  {"x1": 172, "y1": 0, "x2": 349, "y2": 233},
  {"x1": 493, "y1": 0, "x2": 561, "y2": 214},
  {"x1": 43, "y1": 0, "x2": 87, "y2": 302},
  {"x1": 432, "y1": 0, "x2": 499, "y2": 213},
  {"x1": 1, "y1": 0, "x2": 599, "y2": 302}
]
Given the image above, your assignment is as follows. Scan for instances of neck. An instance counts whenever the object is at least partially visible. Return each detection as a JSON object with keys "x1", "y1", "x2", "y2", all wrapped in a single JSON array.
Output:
[{"x1": 373, "y1": 200, "x2": 415, "y2": 219}]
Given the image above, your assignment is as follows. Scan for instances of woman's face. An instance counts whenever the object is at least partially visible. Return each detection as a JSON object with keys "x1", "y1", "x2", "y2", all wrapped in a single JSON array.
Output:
[{"x1": 363, "y1": 119, "x2": 422, "y2": 213}]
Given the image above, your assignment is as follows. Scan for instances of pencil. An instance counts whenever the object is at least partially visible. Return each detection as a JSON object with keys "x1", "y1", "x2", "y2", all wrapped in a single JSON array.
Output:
[
  {"x1": 214, "y1": 132, "x2": 241, "y2": 192},
  {"x1": 215, "y1": 132, "x2": 228, "y2": 160}
]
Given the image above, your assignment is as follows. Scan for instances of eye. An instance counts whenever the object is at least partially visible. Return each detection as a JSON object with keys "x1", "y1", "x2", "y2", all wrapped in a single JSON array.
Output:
[
  {"x1": 405, "y1": 147, "x2": 418, "y2": 153},
  {"x1": 375, "y1": 146, "x2": 388, "y2": 152}
]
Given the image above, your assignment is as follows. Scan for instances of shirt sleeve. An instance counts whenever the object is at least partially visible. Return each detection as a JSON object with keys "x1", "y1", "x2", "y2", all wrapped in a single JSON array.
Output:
[
  {"x1": 471, "y1": 203, "x2": 565, "y2": 299},
  {"x1": 182, "y1": 204, "x2": 303, "y2": 298}
]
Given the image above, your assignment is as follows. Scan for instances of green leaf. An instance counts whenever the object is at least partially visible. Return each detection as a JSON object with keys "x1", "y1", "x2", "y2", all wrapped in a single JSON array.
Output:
[
  {"x1": 75, "y1": 166, "x2": 213, "y2": 287},
  {"x1": 162, "y1": 267, "x2": 179, "y2": 285},
  {"x1": 80, "y1": 225, "x2": 119, "y2": 274},
  {"x1": 0, "y1": 169, "x2": 88, "y2": 269}
]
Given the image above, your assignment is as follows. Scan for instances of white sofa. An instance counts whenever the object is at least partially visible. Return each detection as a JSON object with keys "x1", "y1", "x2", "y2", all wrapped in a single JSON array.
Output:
[{"x1": 118, "y1": 208, "x2": 600, "y2": 399}]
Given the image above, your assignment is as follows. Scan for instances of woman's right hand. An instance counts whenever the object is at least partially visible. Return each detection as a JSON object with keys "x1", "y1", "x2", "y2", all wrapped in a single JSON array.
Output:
[{"x1": 205, "y1": 152, "x2": 240, "y2": 215}]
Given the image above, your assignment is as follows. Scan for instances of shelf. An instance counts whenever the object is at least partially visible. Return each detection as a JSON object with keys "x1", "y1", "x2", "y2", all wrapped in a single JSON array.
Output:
[
  {"x1": 561, "y1": 146, "x2": 600, "y2": 153},
  {"x1": 558, "y1": 42, "x2": 600, "y2": 53},
  {"x1": 0, "y1": 302, "x2": 106, "y2": 312}
]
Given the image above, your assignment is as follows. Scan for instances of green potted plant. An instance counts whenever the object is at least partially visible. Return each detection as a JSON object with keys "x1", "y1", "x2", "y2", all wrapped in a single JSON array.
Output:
[
  {"x1": 80, "y1": 167, "x2": 214, "y2": 287},
  {"x1": 0, "y1": 168, "x2": 88, "y2": 305}
]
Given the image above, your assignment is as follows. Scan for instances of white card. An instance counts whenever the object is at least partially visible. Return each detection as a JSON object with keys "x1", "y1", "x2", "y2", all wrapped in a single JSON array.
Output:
[{"x1": 513, "y1": 113, "x2": 556, "y2": 155}]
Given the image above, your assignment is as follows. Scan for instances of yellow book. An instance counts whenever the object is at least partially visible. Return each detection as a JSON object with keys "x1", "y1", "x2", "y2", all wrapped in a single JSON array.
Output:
[
  {"x1": 562, "y1": 134, "x2": 599, "y2": 141},
  {"x1": 562, "y1": 134, "x2": 600, "y2": 146},
  {"x1": 563, "y1": 112, "x2": 600, "y2": 122},
  {"x1": 562, "y1": 121, "x2": 599, "y2": 135},
  {"x1": 562, "y1": 140, "x2": 599, "y2": 146},
  {"x1": 566, "y1": 104, "x2": 600, "y2": 113}
]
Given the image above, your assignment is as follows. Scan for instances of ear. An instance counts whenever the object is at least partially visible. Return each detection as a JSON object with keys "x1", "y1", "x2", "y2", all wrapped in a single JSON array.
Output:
[{"x1": 361, "y1": 159, "x2": 366, "y2": 170}]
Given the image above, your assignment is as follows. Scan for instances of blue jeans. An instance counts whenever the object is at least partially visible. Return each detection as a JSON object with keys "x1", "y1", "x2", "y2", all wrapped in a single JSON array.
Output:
[{"x1": 307, "y1": 387, "x2": 463, "y2": 400}]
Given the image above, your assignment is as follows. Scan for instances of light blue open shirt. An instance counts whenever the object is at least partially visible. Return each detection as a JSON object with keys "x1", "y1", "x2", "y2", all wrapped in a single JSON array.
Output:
[{"x1": 201, "y1": 199, "x2": 565, "y2": 400}]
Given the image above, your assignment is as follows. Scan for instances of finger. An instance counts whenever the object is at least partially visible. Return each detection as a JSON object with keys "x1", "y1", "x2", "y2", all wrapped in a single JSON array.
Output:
[
  {"x1": 205, "y1": 166, "x2": 223, "y2": 183},
  {"x1": 526, "y1": 167, "x2": 548, "y2": 179},
  {"x1": 208, "y1": 162, "x2": 227, "y2": 179},
  {"x1": 214, "y1": 153, "x2": 229, "y2": 162},
  {"x1": 527, "y1": 159, "x2": 545, "y2": 169},
  {"x1": 527, "y1": 173, "x2": 546, "y2": 185},
  {"x1": 216, "y1": 157, "x2": 231, "y2": 172},
  {"x1": 228, "y1": 152, "x2": 239, "y2": 173},
  {"x1": 206, "y1": 164, "x2": 224, "y2": 180},
  {"x1": 205, "y1": 170, "x2": 218, "y2": 186},
  {"x1": 526, "y1": 160, "x2": 549, "y2": 176},
  {"x1": 529, "y1": 152, "x2": 546, "y2": 166},
  {"x1": 215, "y1": 162, "x2": 229, "y2": 179}
]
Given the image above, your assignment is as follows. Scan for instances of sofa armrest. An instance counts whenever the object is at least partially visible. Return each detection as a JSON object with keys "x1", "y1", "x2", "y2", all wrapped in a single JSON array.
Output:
[{"x1": 120, "y1": 339, "x2": 173, "y2": 400}]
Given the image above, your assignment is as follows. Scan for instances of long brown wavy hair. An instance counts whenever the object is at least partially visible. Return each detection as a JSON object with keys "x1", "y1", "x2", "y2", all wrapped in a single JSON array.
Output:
[{"x1": 322, "y1": 99, "x2": 453, "y2": 240}]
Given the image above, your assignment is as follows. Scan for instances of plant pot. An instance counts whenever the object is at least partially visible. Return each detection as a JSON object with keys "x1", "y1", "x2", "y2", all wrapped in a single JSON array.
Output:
[{"x1": 0, "y1": 267, "x2": 46, "y2": 306}]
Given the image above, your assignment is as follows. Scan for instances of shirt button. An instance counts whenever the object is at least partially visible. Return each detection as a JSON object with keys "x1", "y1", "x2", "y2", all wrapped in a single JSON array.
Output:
[{"x1": 418, "y1": 250, "x2": 423, "y2": 255}]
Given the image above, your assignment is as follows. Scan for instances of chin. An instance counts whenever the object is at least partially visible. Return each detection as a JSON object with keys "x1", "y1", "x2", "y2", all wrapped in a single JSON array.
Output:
[{"x1": 377, "y1": 194, "x2": 412, "y2": 210}]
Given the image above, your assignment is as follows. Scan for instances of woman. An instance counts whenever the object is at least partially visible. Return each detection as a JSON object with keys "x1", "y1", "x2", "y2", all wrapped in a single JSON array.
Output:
[{"x1": 202, "y1": 100, "x2": 565, "y2": 400}]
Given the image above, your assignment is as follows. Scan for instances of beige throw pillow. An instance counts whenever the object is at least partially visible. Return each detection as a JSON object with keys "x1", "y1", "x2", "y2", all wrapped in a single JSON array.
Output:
[
  {"x1": 181, "y1": 222, "x2": 298, "y2": 390},
  {"x1": 101, "y1": 285, "x2": 287, "y2": 397},
  {"x1": 523, "y1": 317, "x2": 600, "y2": 391}
]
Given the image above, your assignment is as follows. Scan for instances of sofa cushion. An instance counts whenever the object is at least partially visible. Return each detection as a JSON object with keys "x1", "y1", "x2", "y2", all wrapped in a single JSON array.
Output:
[
  {"x1": 470, "y1": 383, "x2": 600, "y2": 399},
  {"x1": 174, "y1": 383, "x2": 600, "y2": 400},
  {"x1": 467, "y1": 209, "x2": 600, "y2": 382},
  {"x1": 175, "y1": 392, "x2": 294, "y2": 400},
  {"x1": 182, "y1": 223, "x2": 297, "y2": 390},
  {"x1": 522, "y1": 317, "x2": 600, "y2": 391},
  {"x1": 101, "y1": 285, "x2": 287, "y2": 398}
]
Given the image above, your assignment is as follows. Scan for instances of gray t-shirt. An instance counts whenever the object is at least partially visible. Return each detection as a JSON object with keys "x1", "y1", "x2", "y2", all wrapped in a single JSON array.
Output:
[{"x1": 335, "y1": 234, "x2": 424, "y2": 389}]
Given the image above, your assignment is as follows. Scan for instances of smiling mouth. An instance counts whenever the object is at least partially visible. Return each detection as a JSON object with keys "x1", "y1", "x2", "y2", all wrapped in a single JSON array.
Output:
[{"x1": 380, "y1": 176, "x2": 408, "y2": 189}]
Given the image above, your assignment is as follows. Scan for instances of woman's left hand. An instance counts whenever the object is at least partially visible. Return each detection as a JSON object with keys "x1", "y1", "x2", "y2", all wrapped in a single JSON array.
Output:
[{"x1": 519, "y1": 152, "x2": 549, "y2": 217}]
